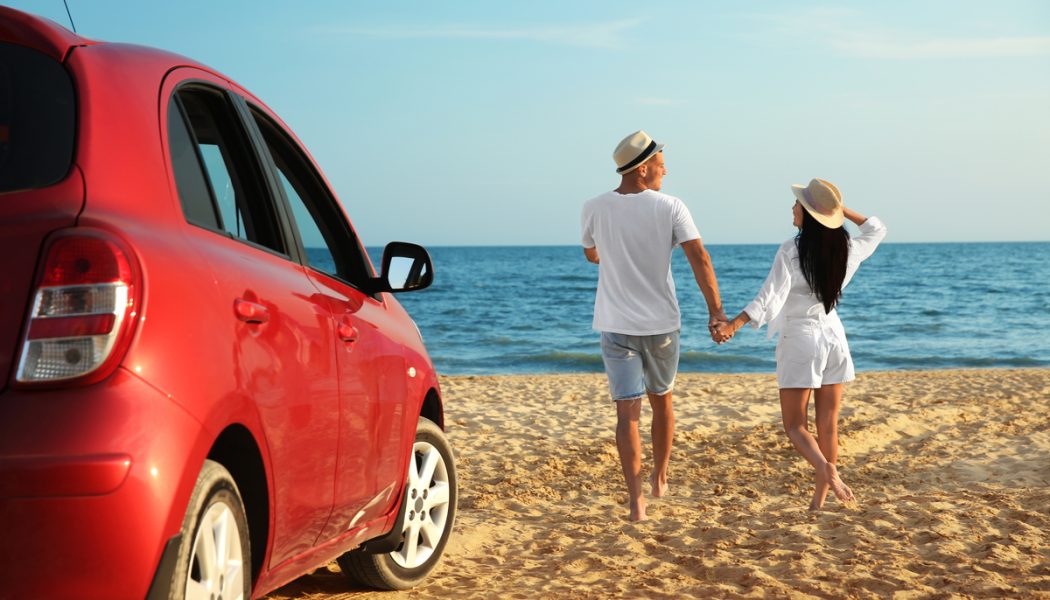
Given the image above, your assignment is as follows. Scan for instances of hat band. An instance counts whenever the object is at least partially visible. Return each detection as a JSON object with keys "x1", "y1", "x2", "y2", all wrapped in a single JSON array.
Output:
[{"x1": 616, "y1": 141, "x2": 657, "y2": 174}]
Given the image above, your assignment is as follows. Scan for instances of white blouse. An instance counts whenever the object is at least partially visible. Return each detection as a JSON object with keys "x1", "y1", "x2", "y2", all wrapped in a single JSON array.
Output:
[{"x1": 744, "y1": 217, "x2": 888, "y2": 340}]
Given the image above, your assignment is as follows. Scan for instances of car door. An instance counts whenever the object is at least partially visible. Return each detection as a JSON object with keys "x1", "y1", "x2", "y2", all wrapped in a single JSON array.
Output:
[
  {"x1": 163, "y1": 71, "x2": 341, "y2": 567},
  {"x1": 242, "y1": 103, "x2": 410, "y2": 541}
]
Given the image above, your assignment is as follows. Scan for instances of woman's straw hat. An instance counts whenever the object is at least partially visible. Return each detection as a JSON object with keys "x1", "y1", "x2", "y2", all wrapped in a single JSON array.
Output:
[
  {"x1": 792, "y1": 179, "x2": 845, "y2": 228},
  {"x1": 613, "y1": 130, "x2": 665, "y2": 174}
]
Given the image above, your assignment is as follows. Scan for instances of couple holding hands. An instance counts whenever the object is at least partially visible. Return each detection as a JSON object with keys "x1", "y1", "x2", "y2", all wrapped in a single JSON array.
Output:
[{"x1": 582, "y1": 130, "x2": 887, "y2": 521}]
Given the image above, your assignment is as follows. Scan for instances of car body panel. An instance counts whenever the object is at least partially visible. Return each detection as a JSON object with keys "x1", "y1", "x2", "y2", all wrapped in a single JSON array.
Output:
[
  {"x1": 0, "y1": 368, "x2": 202, "y2": 600},
  {"x1": 304, "y1": 268, "x2": 408, "y2": 541}
]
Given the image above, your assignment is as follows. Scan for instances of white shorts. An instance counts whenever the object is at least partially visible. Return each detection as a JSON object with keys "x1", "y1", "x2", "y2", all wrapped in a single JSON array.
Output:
[{"x1": 775, "y1": 319, "x2": 855, "y2": 389}]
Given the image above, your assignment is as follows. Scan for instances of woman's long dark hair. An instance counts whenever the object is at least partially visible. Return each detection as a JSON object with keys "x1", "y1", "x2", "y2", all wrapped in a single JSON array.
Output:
[{"x1": 796, "y1": 209, "x2": 850, "y2": 314}]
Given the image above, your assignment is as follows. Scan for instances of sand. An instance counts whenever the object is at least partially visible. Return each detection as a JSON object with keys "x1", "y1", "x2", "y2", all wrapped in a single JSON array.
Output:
[{"x1": 265, "y1": 369, "x2": 1050, "y2": 599}]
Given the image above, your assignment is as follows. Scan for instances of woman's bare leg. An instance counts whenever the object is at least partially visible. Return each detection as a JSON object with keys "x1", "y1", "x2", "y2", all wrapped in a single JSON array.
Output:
[
  {"x1": 813, "y1": 384, "x2": 841, "y2": 463},
  {"x1": 779, "y1": 388, "x2": 855, "y2": 509},
  {"x1": 813, "y1": 383, "x2": 854, "y2": 508}
]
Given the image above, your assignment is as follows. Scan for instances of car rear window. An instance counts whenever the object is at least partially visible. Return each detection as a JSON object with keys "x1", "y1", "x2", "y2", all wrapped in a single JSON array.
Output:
[{"x1": 0, "y1": 42, "x2": 76, "y2": 194}]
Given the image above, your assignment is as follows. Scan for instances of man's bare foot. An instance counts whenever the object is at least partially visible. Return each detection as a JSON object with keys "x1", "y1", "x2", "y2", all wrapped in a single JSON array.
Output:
[
  {"x1": 650, "y1": 473, "x2": 669, "y2": 498},
  {"x1": 628, "y1": 496, "x2": 648, "y2": 521}
]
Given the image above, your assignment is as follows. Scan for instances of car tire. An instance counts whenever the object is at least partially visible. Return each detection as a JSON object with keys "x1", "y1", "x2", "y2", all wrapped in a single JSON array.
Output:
[
  {"x1": 169, "y1": 459, "x2": 251, "y2": 600},
  {"x1": 338, "y1": 416, "x2": 457, "y2": 590}
]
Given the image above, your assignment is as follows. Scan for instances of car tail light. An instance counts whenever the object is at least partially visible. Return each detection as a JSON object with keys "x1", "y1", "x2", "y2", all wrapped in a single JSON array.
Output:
[{"x1": 15, "y1": 231, "x2": 140, "y2": 385}]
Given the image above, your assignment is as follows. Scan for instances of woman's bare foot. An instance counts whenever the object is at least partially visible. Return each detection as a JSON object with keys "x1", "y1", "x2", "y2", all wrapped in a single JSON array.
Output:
[
  {"x1": 650, "y1": 473, "x2": 668, "y2": 498},
  {"x1": 811, "y1": 465, "x2": 855, "y2": 510},
  {"x1": 818, "y1": 463, "x2": 856, "y2": 507},
  {"x1": 628, "y1": 496, "x2": 648, "y2": 521},
  {"x1": 809, "y1": 475, "x2": 831, "y2": 511}
]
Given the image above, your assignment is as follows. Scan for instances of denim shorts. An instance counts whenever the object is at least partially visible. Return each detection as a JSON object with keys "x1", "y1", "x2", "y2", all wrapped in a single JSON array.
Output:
[{"x1": 600, "y1": 331, "x2": 680, "y2": 401}]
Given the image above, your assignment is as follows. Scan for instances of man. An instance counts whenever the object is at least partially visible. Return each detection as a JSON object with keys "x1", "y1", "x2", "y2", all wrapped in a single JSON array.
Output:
[{"x1": 581, "y1": 130, "x2": 726, "y2": 521}]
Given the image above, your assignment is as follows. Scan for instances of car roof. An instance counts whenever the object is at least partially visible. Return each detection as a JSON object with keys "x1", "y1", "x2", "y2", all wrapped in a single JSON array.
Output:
[
  {"x1": 0, "y1": 6, "x2": 217, "y2": 76},
  {"x1": 0, "y1": 6, "x2": 98, "y2": 61}
]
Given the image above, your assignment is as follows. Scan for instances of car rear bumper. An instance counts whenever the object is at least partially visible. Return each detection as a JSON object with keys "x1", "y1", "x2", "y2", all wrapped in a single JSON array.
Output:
[{"x1": 0, "y1": 368, "x2": 203, "y2": 599}]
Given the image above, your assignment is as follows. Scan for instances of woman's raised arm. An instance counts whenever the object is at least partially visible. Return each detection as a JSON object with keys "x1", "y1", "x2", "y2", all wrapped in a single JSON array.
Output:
[{"x1": 843, "y1": 206, "x2": 868, "y2": 226}]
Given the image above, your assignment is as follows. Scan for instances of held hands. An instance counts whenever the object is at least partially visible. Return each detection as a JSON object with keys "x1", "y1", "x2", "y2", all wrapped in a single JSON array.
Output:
[
  {"x1": 708, "y1": 310, "x2": 732, "y2": 344},
  {"x1": 709, "y1": 320, "x2": 732, "y2": 344},
  {"x1": 708, "y1": 314, "x2": 742, "y2": 345}
]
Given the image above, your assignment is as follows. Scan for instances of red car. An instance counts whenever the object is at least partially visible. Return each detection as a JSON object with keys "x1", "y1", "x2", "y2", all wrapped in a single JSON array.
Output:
[{"x1": 0, "y1": 7, "x2": 457, "y2": 599}]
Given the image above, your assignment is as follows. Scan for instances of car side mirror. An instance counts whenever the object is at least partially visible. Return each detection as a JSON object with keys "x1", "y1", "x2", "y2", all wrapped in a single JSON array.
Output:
[{"x1": 373, "y1": 241, "x2": 433, "y2": 294}]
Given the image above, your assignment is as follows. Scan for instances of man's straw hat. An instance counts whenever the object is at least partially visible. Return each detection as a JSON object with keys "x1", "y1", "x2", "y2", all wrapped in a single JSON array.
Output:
[
  {"x1": 792, "y1": 179, "x2": 845, "y2": 229},
  {"x1": 613, "y1": 130, "x2": 665, "y2": 174}
]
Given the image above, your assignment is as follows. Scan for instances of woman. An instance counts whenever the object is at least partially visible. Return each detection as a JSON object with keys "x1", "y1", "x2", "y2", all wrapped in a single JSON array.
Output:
[{"x1": 717, "y1": 179, "x2": 886, "y2": 510}]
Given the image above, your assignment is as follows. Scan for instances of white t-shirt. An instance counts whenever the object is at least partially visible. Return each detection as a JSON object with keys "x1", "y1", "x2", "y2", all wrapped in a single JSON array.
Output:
[{"x1": 581, "y1": 189, "x2": 701, "y2": 335}]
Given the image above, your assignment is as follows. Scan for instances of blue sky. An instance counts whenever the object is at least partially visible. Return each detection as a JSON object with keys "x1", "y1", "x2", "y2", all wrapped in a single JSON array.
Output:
[{"x1": 9, "y1": 0, "x2": 1050, "y2": 245}]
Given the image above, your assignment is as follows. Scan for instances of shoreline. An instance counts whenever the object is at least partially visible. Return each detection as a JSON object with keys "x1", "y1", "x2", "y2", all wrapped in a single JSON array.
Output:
[
  {"x1": 267, "y1": 368, "x2": 1050, "y2": 599},
  {"x1": 435, "y1": 365, "x2": 1050, "y2": 377},
  {"x1": 427, "y1": 364, "x2": 1050, "y2": 380}
]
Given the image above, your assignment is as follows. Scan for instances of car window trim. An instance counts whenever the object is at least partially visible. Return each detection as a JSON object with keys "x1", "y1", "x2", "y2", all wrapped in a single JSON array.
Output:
[
  {"x1": 167, "y1": 80, "x2": 295, "y2": 261},
  {"x1": 227, "y1": 94, "x2": 305, "y2": 268},
  {"x1": 235, "y1": 97, "x2": 380, "y2": 300}
]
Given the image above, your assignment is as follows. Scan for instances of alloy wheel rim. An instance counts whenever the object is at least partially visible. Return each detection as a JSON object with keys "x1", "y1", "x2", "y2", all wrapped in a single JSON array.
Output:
[
  {"x1": 186, "y1": 501, "x2": 245, "y2": 600},
  {"x1": 391, "y1": 440, "x2": 451, "y2": 569}
]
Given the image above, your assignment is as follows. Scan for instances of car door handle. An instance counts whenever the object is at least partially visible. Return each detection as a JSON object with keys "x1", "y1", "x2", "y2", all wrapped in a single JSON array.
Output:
[
  {"x1": 234, "y1": 298, "x2": 270, "y2": 324},
  {"x1": 338, "y1": 317, "x2": 358, "y2": 343}
]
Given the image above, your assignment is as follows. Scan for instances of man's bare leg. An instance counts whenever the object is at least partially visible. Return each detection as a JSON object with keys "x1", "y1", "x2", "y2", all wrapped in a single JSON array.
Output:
[
  {"x1": 648, "y1": 390, "x2": 674, "y2": 497},
  {"x1": 615, "y1": 398, "x2": 647, "y2": 521},
  {"x1": 779, "y1": 388, "x2": 855, "y2": 510}
]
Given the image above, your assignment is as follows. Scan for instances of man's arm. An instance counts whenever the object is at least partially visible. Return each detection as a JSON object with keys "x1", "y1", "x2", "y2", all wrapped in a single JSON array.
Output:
[
  {"x1": 680, "y1": 239, "x2": 725, "y2": 327},
  {"x1": 583, "y1": 246, "x2": 599, "y2": 264}
]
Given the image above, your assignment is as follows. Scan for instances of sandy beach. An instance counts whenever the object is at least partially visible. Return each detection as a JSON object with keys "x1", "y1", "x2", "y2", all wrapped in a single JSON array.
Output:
[{"x1": 266, "y1": 369, "x2": 1050, "y2": 599}]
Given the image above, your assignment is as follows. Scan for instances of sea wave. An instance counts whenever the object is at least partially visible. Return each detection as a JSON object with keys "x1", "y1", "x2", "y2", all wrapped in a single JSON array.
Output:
[
  {"x1": 425, "y1": 349, "x2": 779, "y2": 375},
  {"x1": 518, "y1": 351, "x2": 605, "y2": 366},
  {"x1": 862, "y1": 355, "x2": 1048, "y2": 369},
  {"x1": 680, "y1": 351, "x2": 773, "y2": 368}
]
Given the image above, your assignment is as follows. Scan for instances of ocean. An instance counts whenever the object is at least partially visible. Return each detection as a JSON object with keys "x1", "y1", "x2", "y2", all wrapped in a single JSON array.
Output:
[{"x1": 356, "y1": 243, "x2": 1050, "y2": 375}]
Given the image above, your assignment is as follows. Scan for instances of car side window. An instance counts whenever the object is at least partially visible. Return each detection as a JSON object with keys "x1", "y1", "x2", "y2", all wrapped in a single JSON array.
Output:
[
  {"x1": 167, "y1": 86, "x2": 285, "y2": 254},
  {"x1": 276, "y1": 167, "x2": 336, "y2": 272},
  {"x1": 248, "y1": 107, "x2": 372, "y2": 288}
]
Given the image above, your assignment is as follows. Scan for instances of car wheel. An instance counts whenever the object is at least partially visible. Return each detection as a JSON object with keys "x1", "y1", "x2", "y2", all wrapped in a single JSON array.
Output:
[
  {"x1": 169, "y1": 459, "x2": 251, "y2": 600},
  {"x1": 338, "y1": 416, "x2": 457, "y2": 590}
]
